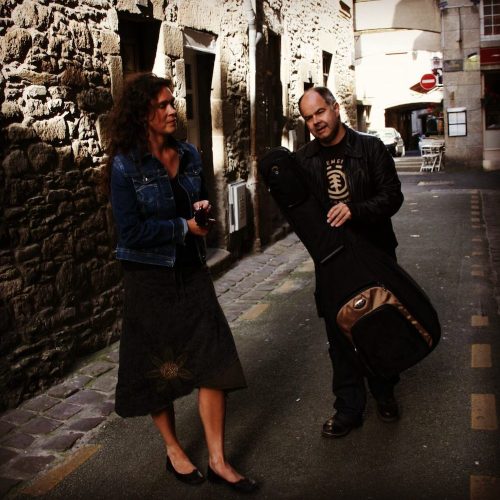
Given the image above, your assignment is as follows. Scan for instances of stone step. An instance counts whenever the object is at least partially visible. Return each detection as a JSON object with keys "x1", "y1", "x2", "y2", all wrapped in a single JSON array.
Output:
[{"x1": 395, "y1": 156, "x2": 422, "y2": 172}]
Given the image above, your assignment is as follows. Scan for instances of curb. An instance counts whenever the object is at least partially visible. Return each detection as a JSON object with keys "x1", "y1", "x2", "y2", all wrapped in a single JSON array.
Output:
[{"x1": 0, "y1": 233, "x2": 310, "y2": 498}]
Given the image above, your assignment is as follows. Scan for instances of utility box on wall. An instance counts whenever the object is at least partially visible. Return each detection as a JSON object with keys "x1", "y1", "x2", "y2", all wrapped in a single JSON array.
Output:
[{"x1": 228, "y1": 181, "x2": 247, "y2": 233}]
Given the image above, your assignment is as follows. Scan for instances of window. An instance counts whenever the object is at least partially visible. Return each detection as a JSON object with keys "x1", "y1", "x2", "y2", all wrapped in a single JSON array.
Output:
[
  {"x1": 118, "y1": 16, "x2": 161, "y2": 76},
  {"x1": 322, "y1": 51, "x2": 332, "y2": 87},
  {"x1": 447, "y1": 108, "x2": 467, "y2": 137},
  {"x1": 482, "y1": 0, "x2": 500, "y2": 37},
  {"x1": 484, "y1": 72, "x2": 500, "y2": 130}
]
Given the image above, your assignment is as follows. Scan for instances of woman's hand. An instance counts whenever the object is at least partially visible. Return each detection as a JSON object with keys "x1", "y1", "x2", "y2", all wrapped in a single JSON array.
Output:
[
  {"x1": 327, "y1": 202, "x2": 352, "y2": 227},
  {"x1": 187, "y1": 217, "x2": 209, "y2": 236},
  {"x1": 193, "y1": 200, "x2": 210, "y2": 212},
  {"x1": 188, "y1": 200, "x2": 212, "y2": 236}
]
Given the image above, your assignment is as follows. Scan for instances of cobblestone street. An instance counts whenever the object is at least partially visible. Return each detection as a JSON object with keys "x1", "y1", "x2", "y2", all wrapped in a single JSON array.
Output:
[{"x1": 0, "y1": 233, "x2": 310, "y2": 497}]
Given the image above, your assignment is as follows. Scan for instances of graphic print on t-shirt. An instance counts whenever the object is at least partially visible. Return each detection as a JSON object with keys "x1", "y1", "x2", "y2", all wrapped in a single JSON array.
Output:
[{"x1": 326, "y1": 158, "x2": 350, "y2": 203}]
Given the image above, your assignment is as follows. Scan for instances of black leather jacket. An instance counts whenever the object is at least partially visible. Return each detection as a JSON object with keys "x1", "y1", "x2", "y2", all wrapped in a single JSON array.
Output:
[{"x1": 295, "y1": 125, "x2": 403, "y2": 255}]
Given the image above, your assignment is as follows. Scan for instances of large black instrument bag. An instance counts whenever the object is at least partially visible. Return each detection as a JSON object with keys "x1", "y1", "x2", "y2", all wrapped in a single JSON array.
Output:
[{"x1": 258, "y1": 147, "x2": 441, "y2": 379}]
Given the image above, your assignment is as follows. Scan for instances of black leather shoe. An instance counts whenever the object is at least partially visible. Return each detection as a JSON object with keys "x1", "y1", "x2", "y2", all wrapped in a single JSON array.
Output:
[
  {"x1": 322, "y1": 414, "x2": 363, "y2": 438},
  {"x1": 166, "y1": 456, "x2": 205, "y2": 485},
  {"x1": 207, "y1": 466, "x2": 258, "y2": 493},
  {"x1": 376, "y1": 397, "x2": 400, "y2": 422}
]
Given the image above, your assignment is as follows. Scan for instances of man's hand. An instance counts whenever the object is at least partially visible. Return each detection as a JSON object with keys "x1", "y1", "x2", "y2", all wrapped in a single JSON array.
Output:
[{"x1": 327, "y1": 202, "x2": 352, "y2": 227}]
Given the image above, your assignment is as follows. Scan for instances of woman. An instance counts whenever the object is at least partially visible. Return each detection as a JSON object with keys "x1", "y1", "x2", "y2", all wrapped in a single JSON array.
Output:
[{"x1": 105, "y1": 73, "x2": 257, "y2": 493}]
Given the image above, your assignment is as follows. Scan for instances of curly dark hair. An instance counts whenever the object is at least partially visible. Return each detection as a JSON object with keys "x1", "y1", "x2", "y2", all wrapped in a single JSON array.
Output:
[{"x1": 102, "y1": 72, "x2": 173, "y2": 194}]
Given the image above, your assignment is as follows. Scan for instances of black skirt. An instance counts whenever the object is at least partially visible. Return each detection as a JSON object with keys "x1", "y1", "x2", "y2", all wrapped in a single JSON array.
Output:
[{"x1": 115, "y1": 262, "x2": 247, "y2": 417}]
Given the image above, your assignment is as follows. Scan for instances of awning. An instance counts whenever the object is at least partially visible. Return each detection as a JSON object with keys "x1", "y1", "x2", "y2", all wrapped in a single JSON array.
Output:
[{"x1": 409, "y1": 82, "x2": 440, "y2": 94}]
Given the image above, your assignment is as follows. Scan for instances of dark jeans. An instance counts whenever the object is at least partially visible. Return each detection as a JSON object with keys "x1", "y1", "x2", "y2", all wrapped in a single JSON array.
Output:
[{"x1": 325, "y1": 320, "x2": 400, "y2": 418}]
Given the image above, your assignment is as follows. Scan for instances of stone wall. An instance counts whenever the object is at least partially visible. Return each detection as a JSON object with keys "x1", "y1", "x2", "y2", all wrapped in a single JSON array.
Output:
[
  {"x1": 273, "y1": 0, "x2": 356, "y2": 136},
  {"x1": 0, "y1": 0, "x2": 356, "y2": 410},
  {"x1": 0, "y1": 0, "x2": 121, "y2": 410}
]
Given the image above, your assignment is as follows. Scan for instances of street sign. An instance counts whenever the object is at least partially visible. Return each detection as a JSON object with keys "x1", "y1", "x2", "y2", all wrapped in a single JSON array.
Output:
[{"x1": 420, "y1": 73, "x2": 437, "y2": 91}]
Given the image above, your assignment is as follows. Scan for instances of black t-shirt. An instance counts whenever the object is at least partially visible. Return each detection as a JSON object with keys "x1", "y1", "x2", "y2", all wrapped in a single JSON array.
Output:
[
  {"x1": 318, "y1": 135, "x2": 350, "y2": 205},
  {"x1": 170, "y1": 175, "x2": 203, "y2": 267}
]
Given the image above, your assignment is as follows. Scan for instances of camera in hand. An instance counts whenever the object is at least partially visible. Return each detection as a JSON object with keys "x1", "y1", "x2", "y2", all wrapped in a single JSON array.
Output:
[{"x1": 194, "y1": 207, "x2": 215, "y2": 228}]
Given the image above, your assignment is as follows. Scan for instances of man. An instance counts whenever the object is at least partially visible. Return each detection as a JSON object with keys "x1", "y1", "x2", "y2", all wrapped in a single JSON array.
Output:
[{"x1": 296, "y1": 87, "x2": 404, "y2": 438}]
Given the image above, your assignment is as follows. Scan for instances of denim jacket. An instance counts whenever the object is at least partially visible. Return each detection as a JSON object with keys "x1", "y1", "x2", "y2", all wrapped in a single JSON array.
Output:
[{"x1": 110, "y1": 140, "x2": 206, "y2": 267}]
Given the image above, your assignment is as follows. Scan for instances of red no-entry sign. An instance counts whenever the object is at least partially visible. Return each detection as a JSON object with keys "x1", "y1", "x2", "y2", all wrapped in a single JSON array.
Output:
[{"x1": 420, "y1": 73, "x2": 437, "y2": 91}]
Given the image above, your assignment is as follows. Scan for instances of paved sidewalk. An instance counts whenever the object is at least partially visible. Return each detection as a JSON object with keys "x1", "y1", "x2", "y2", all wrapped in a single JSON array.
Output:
[
  {"x1": 0, "y1": 233, "x2": 309, "y2": 498},
  {"x1": 2, "y1": 171, "x2": 500, "y2": 499}
]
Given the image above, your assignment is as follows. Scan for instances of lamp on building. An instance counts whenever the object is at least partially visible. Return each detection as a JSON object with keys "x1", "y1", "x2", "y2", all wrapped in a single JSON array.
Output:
[{"x1": 438, "y1": 1, "x2": 448, "y2": 9}]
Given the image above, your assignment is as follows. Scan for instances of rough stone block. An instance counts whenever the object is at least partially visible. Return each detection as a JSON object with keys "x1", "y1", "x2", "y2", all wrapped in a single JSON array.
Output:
[
  {"x1": 78, "y1": 360, "x2": 114, "y2": 378},
  {"x1": 77, "y1": 88, "x2": 112, "y2": 113},
  {"x1": 69, "y1": 21, "x2": 92, "y2": 51},
  {"x1": 115, "y1": 0, "x2": 142, "y2": 15},
  {"x1": 175, "y1": 58, "x2": 186, "y2": 97},
  {"x1": 65, "y1": 390, "x2": 106, "y2": 406},
  {"x1": 33, "y1": 117, "x2": 67, "y2": 142},
  {"x1": 23, "y1": 98, "x2": 48, "y2": 118},
  {"x1": 0, "y1": 420, "x2": 14, "y2": 438},
  {"x1": 106, "y1": 9, "x2": 119, "y2": 31},
  {"x1": 9, "y1": 454, "x2": 55, "y2": 475},
  {"x1": 41, "y1": 432, "x2": 83, "y2": 452},
  {"x1": 100, "y1": 30, "x2": 120, "y2": 55},
  {"x1": 21, "y1": 394, "x2": 58, "y2": 413},
  {"x1": 1, "y1": 432, "x2": 36, "y2": 450},
  {"x1": 14, "y1": 68, "x2": 58, "y2": 86},
  {"x1": 14, "y1": 244, "x2": 41, "y2": 263},
  {"x1": 95, "y1": 113, "x2": 110, "y2": 150},
  {"x1": 103, "y1": 349, "x2": 119, "y2": 364},
  {"x1": 67, "y1": 416, "x2": 105, "y2": 432},
  {"x1": 6, "y1": 124, "x2": 37, "y2": 143},
  {"x1": 20, "y1": 417, "x2": 62, "y2": 435},
  {"x1": 12, "y1": 1, "x2": 51, "y2": 30},
  {"x1": 90, "y1": 401, "x2": 115, "y2": 417},
  {"x1": 0, "y1": 28, "x2": 32, "y2": 63},
  {"x1": 0, "y1": 447, "x2": 18, "y2": 466},
  {"x1": 1, "y1": 101, "x2": 22, "y2": 121},
  {"x1": 66, "y1": 375, "x2": 93, "y2": 390},
  {"x1": 47, "y1": 382, "x2": 79, "y2": 400},
  {"x1": 44, "y1": 402, "x2": 82, "y2": 421},
  {"x1": 24, "y1": 85, "x2": 47, "y2": 99},
  {"x1": 89, "y1": 374, "x2": 117, "y2": 393},
  {"x1": 2, "y1": 149, "x2": 29, "y2": 178},
  {"x1": 2, "y1": 409, "x2": 36, "y2": 426},
  {"x1": 108, "y1": 55, "x2": 123, "y2": 102},
  {"x1": 162, "y1": 23, "x2": 184, "y2": 58},
  {"x1": 27, "y1": 142, "x2": 57, "y2": 173}
]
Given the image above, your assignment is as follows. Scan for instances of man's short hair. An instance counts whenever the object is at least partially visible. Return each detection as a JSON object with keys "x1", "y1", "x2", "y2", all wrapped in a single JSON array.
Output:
[{"x1": 298, "y1": 86, "x2": 337, "y2": 113}]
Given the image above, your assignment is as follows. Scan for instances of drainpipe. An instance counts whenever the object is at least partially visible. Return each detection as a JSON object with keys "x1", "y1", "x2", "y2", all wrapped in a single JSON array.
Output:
[{"x1": 243, "y1": 0, "x2": 262, "y2": 251}]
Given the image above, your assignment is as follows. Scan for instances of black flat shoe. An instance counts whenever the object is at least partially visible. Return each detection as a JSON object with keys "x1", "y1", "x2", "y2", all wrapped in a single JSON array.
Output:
[
  {"x1": 322, "y1": 414, "x2": 363, "y2": 438},
  {"x1": 376, "y1": 397, "x2": 400, "y2": 422},
  {"x1": 166, "y1": 456, "x2": 205, "y2": 485},
  {"x1": 207, "y1": 466, "x2": 258, "y2": 493}
]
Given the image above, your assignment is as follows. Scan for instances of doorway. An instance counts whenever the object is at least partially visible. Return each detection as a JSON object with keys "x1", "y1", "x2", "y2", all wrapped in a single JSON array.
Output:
[{"x1": 183, "y1": 48, "x2": 217, "y2": 246}]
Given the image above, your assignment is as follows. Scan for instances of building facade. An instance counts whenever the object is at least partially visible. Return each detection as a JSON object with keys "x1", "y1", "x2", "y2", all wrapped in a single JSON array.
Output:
[
  {"x1": 354, "y1": 0, "x2": 444, "y2": 150},
  {"x1": 355, "y1": 0, "x2": 500, "y2": 169},
  {"x1": 440, "y1": 0, "x2": 500, "y2": 170},
  {"x1": 0, "y1": 0, "x2": 356, "y2": 409}
]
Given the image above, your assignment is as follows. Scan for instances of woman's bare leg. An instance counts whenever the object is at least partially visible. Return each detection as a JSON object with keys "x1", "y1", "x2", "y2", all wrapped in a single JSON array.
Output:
[
  {"x1": 198, "y1": 387, "x2": 244, "y2": 483},
  {"x1": 151, "y1": 406, "x2": 197, "y2": 474}
]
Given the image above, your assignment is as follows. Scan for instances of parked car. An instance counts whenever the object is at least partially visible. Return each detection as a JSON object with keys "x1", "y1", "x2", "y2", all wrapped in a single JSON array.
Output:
[{"x1": 367, "y1": 127, "x2": 405, "y2": 157}]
